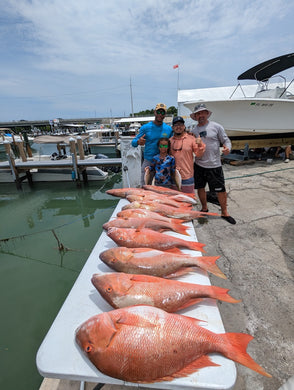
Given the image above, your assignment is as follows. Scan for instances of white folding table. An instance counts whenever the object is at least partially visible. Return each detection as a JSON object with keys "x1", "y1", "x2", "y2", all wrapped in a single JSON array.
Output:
[{"x1": 36, "y1": 199, "x2": 236, "y2": 389}]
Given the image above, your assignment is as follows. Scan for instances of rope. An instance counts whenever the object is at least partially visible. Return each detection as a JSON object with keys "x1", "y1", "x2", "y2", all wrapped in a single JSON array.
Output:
[{"x1": 225, "y1": 166, "x2": 294, "y2": 180}]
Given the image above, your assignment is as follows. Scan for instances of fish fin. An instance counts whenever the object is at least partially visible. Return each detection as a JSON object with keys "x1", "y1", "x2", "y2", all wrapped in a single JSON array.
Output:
[
  {"x1": 176, "y1": 298, "x2": 204, "y2": 310},
  {"x1": 170, "y1": 221, "x2": 190, "y2": 236},
  {"x1": 209, "y1": 286, "x2": 241, "y2": 303},
  {"x1": 132, "y1": 248, "x2": 154, "y2": 254},
  {"x1": 187, "y1": 241, "x2": 206, "y2": 253},
  {"x1": 161, "y1": 355, "x2": 219, "y2": 381},
  {"x1": 130, "y1": 274, "x2": 159, "y2": 283},
  {"x1": 195, "y1": 256, "x2": 227, "y2": 279},
  {"x1": 115, "y1": 312, "x2": 156, "y2": 329},
  {"x1": 164, "y1": 267, "x2": 196, "y2": 278},
  {"x1": 163, "y1": 247, "x2": 183, "y2": 254},
  {"x1": 98, "y1": 313, "x2": 118, "y2": 348},
  {"x1": 221, "y1": 333, "x2": 272, "y2": 377}
]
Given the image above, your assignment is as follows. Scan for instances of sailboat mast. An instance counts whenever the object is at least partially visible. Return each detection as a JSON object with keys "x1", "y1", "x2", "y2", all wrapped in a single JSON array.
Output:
[{"x1": 130, "y1": 77, "x2": 134, "y2": 117}]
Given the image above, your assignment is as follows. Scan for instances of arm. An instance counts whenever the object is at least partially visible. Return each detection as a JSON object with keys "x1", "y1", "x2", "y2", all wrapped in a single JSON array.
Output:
[
  {"x1": 131, "y1": 127, "x2": 146, "y2": 147},
  {"x1": 218, "y1": 125, "x2": 231, "y2": 155}
]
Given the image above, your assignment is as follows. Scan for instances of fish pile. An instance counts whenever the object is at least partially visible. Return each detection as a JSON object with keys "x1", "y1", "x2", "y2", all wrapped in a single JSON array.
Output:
[{"x1": 75, "y1": 186, "x2": 271, "y2": 383}]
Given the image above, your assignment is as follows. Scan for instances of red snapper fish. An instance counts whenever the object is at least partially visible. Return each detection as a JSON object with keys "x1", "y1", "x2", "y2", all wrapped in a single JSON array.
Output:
[
  {"x1": 117, "y1": 208, "x2": 186, "y2": 224},
  {"x1": 106, "y1": 187, "x2": 197, "y2": 205},
  {"x1": 143, "y1": 184, "x2": 196, "y2": 198},
  {"x1": 122, "y1": 201, "x2": 219, "y2": 220},
  {"x1": 106, "y1": 227, "x2": 206, "y2": 253},
  {"x1": 91, "y1": 272, "x2": 241, "y2": 312},
  {"x1": 75, "y1": 305, "x2": 271, "y2": 383},
  {"x1": 99, "y1": 247, "x2": 225, "y2": 278},
  {"x1": 106, "y1": 187, "x2": 143, "y2": 198},
  {"x1": 126, "y1": 194, "x2": 192, "y2": 209},
  {"x1": 103, "y1": 217, "x2": 189, "y2": 236}
]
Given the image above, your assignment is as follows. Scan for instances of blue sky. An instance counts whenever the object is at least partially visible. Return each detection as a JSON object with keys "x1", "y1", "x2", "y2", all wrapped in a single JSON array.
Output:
[{"x1": 0, "y1": 0, "x2": 293, "y2": 121}]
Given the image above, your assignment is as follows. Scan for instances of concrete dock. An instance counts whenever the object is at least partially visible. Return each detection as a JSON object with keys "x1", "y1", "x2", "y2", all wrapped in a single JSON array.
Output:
[{"x1": 39, "y1": 159, "x2": 294, "y2": 390}]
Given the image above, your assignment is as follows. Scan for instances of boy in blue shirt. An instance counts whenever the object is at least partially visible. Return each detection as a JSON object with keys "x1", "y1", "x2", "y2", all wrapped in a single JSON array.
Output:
[{"x1": 131, "y1": 103, "x2": 172, "y2": 186}]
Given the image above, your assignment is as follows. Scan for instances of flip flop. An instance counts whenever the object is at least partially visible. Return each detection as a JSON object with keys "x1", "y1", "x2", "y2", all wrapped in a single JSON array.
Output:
[
  {"x1": 221, "y1": 216, "x2": 236, "y2": 225},
  {"x1": 200, "y1": 209, "x2": 209, "y2": 212}
]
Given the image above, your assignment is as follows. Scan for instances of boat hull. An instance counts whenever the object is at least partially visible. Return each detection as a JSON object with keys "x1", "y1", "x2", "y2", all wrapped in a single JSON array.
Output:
[{"x1": 184, "y1": 98, "x2": 294, "y2": 137}]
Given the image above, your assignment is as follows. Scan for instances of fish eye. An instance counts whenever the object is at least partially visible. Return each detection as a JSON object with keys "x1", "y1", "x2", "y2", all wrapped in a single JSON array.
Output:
[
  {"x1": 85, "y1": 344, "x2": 92, "y2": 353},
  {"x1": 106, "y1": 286, "x2": 112, "y2": 292}
]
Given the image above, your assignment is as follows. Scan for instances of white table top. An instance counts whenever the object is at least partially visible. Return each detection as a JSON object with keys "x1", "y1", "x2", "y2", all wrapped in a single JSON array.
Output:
[{"x1": 36, "y1": 199, "x2": 236, "y2": 390}]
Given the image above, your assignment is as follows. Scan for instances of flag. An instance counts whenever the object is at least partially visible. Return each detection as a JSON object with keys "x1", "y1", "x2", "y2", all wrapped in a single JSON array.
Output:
[{"x1": 173, "y1": 64, "x2": 179, "y2": 69}]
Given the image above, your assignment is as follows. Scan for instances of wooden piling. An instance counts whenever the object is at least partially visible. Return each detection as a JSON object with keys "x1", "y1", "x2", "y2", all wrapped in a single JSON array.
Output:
[
  {"x1": 4, "y1": 142, "x2": 22, "y2": 189},
  {"x1": 69, "y1": 138, "x2": 81, "y2": 186},
  {"x1": 16, "y1": 140, "x2": 27, "y2": 162}
]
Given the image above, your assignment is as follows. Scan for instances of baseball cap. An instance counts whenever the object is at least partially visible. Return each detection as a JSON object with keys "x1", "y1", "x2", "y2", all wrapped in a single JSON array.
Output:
[
  {"x1": 155, "y1": 103, "x2": 167, "y2": 112},
  {"x1": 172, "y1": 116, "x2": 185, "y2": 125}
]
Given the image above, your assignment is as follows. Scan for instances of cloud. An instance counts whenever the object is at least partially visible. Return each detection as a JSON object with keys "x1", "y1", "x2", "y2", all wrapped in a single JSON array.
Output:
[{"x1": 0, "y1": 0, "x2": 293, "y2": 119}]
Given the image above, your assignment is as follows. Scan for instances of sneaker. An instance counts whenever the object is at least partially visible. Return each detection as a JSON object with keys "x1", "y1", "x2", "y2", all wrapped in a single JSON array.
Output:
[{"x1": 284, "y1": 159, "x2": 290, "y2": 163}]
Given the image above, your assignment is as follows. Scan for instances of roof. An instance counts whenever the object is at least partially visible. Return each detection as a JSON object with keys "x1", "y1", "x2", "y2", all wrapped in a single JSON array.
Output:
[
  {"x1": 114, "y1": 116, "x2": 154, "y2": 124},
  {"x1": 33, "y1": 134, "x2": 89, "y2": 144},
  {"x1": 238, "y1": 53, "x2": 294, "y2": 81}
]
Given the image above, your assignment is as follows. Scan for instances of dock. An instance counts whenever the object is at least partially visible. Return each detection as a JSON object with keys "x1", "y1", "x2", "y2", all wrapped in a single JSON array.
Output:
[{"x1": 0, "y1": 139, "x2": 121, "y2": 188}]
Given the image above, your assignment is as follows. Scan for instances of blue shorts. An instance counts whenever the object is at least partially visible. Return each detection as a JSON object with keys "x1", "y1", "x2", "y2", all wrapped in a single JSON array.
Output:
[
  {"x1": 194, "y1": 163, "x2": 226, "y2": 192},
  {"x1": 171, "y1": 177, "x2": 195, "y2": 194}
]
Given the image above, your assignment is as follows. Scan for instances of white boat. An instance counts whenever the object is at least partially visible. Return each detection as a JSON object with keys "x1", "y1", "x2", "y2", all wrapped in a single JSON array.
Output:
[
  {"x1": 0, "y1": 128, "x2": 34, "y2": 144},
  {"x1": 183, "y1": 53, "x2": 294, "y2": 139}
]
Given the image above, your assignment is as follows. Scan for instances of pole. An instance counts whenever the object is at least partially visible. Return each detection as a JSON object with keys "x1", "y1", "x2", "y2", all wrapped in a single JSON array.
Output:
[{"x1": 130, "y1": 77, "x2": 134, "y2": 117}]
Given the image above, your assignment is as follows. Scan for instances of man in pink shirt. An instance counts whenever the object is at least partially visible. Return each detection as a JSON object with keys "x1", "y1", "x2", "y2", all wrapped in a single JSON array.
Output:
[{"x1": 170, "y1": 116, "x2": 205, "y2": 193}]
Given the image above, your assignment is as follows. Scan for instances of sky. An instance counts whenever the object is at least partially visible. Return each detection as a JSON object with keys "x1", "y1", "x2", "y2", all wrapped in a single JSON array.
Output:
[{"x1": 0, "y1": 0, "x2": 294, "y2": 121}]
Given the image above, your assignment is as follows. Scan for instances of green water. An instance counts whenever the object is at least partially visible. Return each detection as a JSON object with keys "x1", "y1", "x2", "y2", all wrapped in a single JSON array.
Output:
[{"x1": 0, "y1": 174, "x2": 122, "y2": 390}]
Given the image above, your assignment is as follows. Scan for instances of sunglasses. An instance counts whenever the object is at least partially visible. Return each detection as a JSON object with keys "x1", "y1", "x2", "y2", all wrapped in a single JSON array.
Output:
[
  {"x1": 159, "y1": 144, "x2": 168, "y2": 148},
  {"x1": 172, "y1": 139, "x2": 183, "y2": 151},
  {"x1": 156, "y1": 110, "x2": 166, "y2": 115}
]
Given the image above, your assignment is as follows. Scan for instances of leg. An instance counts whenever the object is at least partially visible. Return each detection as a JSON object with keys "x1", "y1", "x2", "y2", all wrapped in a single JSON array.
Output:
[
  {"x1": 197, "y1": 188, "x2": 208, "y2": 211},
  {"x1": 217, "y1": 191, "x2": 228, "y2": 216}
]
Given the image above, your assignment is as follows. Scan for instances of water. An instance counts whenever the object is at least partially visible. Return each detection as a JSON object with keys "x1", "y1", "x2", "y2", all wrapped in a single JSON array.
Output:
[{"x1": 0, "y1": 173, "x2": 122, "y2": 390}]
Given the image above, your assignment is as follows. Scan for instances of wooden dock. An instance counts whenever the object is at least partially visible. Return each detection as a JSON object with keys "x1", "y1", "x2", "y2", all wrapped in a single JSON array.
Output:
[{"x1": 0, "y1": 140, "x2": 121, "y2": 188}]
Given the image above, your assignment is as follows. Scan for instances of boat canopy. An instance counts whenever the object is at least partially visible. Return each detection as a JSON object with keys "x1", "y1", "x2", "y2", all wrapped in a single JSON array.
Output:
[{"x1": 238, "y1": 53, "x2": 294, "y2": 81}]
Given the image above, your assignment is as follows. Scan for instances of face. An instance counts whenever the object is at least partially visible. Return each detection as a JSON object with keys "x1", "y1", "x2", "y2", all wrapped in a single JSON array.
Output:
[
  {"x1": 195, "y1": 110, "x2": 209, "y2": 125},
  {"x1": 159, "y1": 140, "x2": 169, "y2": 152},
  {"x1": 154, "y1": 109, "x2": 166, "y2": 123},
  {"x1": 173, "y1": 122, "x2": 185, "y2": 135}
]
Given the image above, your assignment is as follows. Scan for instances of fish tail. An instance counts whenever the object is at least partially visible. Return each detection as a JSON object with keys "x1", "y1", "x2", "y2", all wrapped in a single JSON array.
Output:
[
  {"x1": 195, "y1": 256, "x2": 227, "y2": 279},
  {"x1": 171, "y1": 221, "x2": 190, "y2": 236},
  {"x1": 188, "y1": 241, "x2": 206, "y2": 253},
  {"x1": 209, "y1": 286, "x2": 241, "y2": 303},
  {"x1": 220, "y1": 333, "x2": 272, "y2": 378}
]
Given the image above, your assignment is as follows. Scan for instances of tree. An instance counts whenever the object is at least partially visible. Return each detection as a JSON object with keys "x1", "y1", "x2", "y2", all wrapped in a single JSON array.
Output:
[{"x1": 131, "y1": 106, "x2": 177, "y2": 117}]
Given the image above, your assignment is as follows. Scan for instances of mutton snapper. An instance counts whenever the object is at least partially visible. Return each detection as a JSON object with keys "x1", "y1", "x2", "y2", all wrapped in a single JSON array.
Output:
[
  {"x1": 91, "y1": 272, "x2": 241, "y2": 311},
  {"x1": 75, "y1": 305, "x2": 271, "y2": 383},
  {"x1": 106, "y1": 227, "x2": 206, "y2": 253},
  {"x1": 122, "y1": 201, "x2": 219, "y2": 220},
  {"x1": 103, "y1": 217, "x2": 189, "y2": 236},
  {"x1": 99, "y1": 247, "x2": 226, "y2": 279}
]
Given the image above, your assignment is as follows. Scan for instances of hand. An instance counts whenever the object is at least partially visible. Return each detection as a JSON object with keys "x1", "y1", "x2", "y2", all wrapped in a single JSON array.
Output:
[
  {"x1": 138, "y1": 134, "x2": 146, "y2": 145},
  {"x1": 222, "y1": 145, "x2": 230, "y2": 155},
  {"x1": 195, "y1": 136, "x2": 202, "y2": 145},
  {"x1": 144, "y1": 166, "x2": 150, "y2": 172}
]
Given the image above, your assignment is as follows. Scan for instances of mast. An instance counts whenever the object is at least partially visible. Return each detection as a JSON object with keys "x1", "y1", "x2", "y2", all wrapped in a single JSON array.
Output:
[{"x1": 130, "y1": 77, "x2": 134, "y2": 117}]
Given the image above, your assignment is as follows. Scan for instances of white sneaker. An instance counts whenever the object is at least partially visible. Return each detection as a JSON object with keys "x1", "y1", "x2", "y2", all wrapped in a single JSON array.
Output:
[{"x1": 284, "y1": 159, "x2": 290, "y2": 163}]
